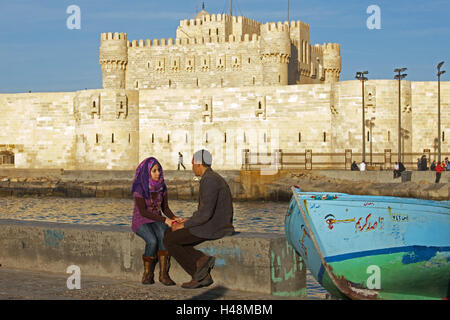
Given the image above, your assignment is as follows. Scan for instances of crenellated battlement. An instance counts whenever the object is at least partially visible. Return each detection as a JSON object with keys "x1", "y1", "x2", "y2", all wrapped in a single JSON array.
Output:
[
  {"x1": 262, "y1": 22, "x2": 290, "y2": 33},
  {"x1": 127, "y1": 33, "x2": 261, "y2": 48},
  {"x1": 101, "y1": 32, "x2": 127, "y2": 41}
]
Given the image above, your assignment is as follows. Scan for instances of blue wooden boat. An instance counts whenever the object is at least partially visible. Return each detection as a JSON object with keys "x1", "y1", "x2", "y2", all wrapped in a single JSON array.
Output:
[{"x1": 285, "y1": 186, "x2": 450, "y2": 300}]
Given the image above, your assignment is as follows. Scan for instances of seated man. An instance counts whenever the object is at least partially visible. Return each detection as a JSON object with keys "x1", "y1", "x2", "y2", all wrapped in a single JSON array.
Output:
[{"x1": 163, "y1": 149, "x2": 235, "y2": 289}]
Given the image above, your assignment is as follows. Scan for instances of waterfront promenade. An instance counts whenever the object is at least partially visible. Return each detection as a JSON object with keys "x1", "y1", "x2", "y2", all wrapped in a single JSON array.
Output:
[{"x1": 0, "y1": 266, "x2": 312, "y2": 300}]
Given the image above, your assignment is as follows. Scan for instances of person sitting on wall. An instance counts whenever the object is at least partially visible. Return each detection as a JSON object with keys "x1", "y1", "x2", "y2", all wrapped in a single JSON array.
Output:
[
  {"x1": 393, "y1": 162, "x2": 401, "y2": 178},
  {"x1": 430, "y1": 160, "x2": 437, "y2": 171},
  {"x1": 359, "y1": 161, "x2": 366, "y2": 172},
  {"x1": 351, "y1": 161, "x2": 359, "y2": 171},
  {"x1": 131, "y1": 157, "x2": 183, "y2": 286},
  {"x1": 163, "y1": 149, "x2": 235, "y2": 289}
]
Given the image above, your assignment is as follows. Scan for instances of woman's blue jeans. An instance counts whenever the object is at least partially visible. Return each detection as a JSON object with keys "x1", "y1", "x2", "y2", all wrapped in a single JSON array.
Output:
[{"x1": 136, "y1": 221, "x2": 169, "y2": 257}]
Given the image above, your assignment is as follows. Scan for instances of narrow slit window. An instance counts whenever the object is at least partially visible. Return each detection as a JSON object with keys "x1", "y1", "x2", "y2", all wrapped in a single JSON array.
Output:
[
  {"x1": 96, "y1": 134, "x2": 99, "y2": 144},
  {"x1": 224, "y1": 132, "x2": 227, "y2": 143},
  {"x1": 128, "y1": 133, "x2": 131, "y2": 143},
  {"x1": 167, "y1": 134, "x2": 170, "y2": 143},
  {"x1": 299, "y1": 132, "x2": 302, "y2": 142},
  {"x1": 152, "y1": 133, "x2": 154, "y2": 143},
  {"x1": 112, "y1": 133, "x2": 115, "y2": 143},
  {"x1": 323, "y1": 132, "x2": 326, "y2": 142}
]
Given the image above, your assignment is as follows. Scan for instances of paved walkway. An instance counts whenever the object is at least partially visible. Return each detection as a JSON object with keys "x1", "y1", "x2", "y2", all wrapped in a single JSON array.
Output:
[{"x1": 0, "y1": 266, "x2": 320, "y2": 300}]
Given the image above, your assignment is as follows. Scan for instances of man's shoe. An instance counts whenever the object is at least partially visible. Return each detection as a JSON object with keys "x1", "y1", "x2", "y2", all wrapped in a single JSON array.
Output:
[
  {"x1": 193, "y1": 256, "x2": 215, "y2": 281},
  {"x1": 181, "y1": 279, "x2": 203, "y2": 289},
  {"x1": 199, "y1": 273, "x2": 214, "y2": 287}
]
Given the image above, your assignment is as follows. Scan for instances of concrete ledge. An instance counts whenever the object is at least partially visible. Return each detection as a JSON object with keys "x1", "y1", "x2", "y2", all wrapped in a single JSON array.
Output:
[{"x1": 0, "y1": 219, "x2": 306, "y2": 297}]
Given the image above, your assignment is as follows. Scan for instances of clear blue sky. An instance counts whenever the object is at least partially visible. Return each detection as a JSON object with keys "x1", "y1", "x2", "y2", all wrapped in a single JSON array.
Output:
[{"x1": 0, "y1": 0, "x2": 449, "y2": 93}]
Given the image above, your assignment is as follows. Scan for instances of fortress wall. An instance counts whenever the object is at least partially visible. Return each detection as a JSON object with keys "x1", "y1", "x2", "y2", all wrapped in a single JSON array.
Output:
[
  {"x1": 138, "y1": 84, "x2": 334, "y2": 170},
  {"x1": 126, "y1": 38, "x2": 262, "y2": 90},
  {"x1": 411, "y1": 82, "x2": 450, "y2": 157},
  {"x1": 331, "y1": 81, "x2": 411, "y2": 157},
  {"x1": 0, "y1": 92, "x2": 76, "y2": 169},
  {"x1": 73, "y1": 89, "x2": 139, "y2": 170}
]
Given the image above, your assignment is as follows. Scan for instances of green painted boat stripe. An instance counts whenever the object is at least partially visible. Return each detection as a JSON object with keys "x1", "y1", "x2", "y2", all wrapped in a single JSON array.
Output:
[{"x1": 324, "y1": 245, "x2": 450, "y2": 263}]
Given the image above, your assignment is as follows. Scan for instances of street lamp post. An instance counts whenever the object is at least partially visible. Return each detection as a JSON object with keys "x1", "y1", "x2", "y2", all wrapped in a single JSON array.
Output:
[
  {"x1": 356, "y1": 71, "x2": 369, "y2": 163},
  {"x1": 437, "y1": 61, "x2": 446, "y2": 163},
  {"x1": 394, "y1": 68, "x2": 407, "y2": 163},
  {"x1": 366, "y1": 117, "x2": 375, "y2": 165}
]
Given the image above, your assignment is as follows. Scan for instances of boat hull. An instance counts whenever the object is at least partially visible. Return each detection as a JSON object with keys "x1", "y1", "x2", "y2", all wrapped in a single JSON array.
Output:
[{"x1": 285, "y1": 187, "x2": 450, "y2": 300}]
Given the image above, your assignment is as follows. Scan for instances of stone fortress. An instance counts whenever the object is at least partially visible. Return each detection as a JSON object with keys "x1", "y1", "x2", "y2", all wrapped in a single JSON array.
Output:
[{"x1": 0, "y1": 8, "x2": 448, "y2": 170}]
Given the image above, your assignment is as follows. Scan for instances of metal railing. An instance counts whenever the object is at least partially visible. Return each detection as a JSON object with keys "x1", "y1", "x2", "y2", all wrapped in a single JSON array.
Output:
[{"x1": 241, "y1": 149, "x2": 450, "y2": 171}]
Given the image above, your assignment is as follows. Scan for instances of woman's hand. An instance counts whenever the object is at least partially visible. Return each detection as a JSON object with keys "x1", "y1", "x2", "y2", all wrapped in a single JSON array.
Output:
[{"x1": 165, "y1": 218, "x2": 175, "y2": 227}]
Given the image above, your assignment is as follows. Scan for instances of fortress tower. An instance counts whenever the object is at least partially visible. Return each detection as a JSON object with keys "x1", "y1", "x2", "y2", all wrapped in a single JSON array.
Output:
[
  {"x1": 99, "y1": 32, "x2": 128, "y2": 89},
  {"x1": 322, "y1": 43, "x2": 341, "y2": 83},
  {"x1": 260, "y1": 22, "x2": 291, "y2": 86}
]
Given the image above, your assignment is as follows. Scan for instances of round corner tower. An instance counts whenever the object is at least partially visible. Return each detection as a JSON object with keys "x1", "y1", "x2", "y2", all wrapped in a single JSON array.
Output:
[
  {"x1": 322, "y1": 43, "x2": 341, "y2": 83},
  {"x1": 260, "y1": 22, "x2": 291, "y2": 86},
  {"x1": 99, "y1": 32, "x2": 128, "y2": 89}
]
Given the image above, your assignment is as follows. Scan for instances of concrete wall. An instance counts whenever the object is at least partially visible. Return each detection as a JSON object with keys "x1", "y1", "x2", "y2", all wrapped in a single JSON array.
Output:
[{"x1": 0, "y1": 219, "x2": 306, "y2": 297}]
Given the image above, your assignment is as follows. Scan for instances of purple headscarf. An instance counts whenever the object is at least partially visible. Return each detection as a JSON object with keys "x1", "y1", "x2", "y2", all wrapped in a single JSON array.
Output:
[{"x1": 131, "y1": 157, "x2": 166, "y2": 200}]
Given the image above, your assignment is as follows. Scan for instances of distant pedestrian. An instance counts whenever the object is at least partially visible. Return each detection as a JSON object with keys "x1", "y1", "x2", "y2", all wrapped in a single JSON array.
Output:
[
  {"x1": 430, "y1": 160, "x2": 436, "y2": 171},
  {"x1": 417, "y1": 158, "x2": 421, "y2": 171},
  {"x1": 359, "y1": 161, "x2": 366, "y2": 172},
  {"x1": 178, "y1": 152, "x2": 186, "y2": 170},
  {"x1": 351, "y1": 161, "x2": 359, "y2": 171},
  {"x1": 435, "y1": 161, "x2": 444, "y2": 183},
  {"x1": 420, "y1": 155, "x2": 428, "y2": 171},
  {"x1": 445, "y1": 157, "x2": 450, "y2": 171},
  {"x1": 393, "y1": 162, "x2": 401, "y2": 178}
]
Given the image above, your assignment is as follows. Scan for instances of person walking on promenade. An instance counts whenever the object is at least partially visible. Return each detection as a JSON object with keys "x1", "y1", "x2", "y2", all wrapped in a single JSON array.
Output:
[
  {"x1": 435, "y1": 161, "x2": 444, "y2": 183},
  {"x1": 163, "y1": 149, "x2": 235, "y2": 289},
  {"x1": 131, "y1": 157, "x2": 183, "y2": 286},
  {"x1": 445, "y1": 157, "x2": 450, "y2": 171},
  {"x1": 178, "y1": 152, "x2": 186, "y2": 170}
]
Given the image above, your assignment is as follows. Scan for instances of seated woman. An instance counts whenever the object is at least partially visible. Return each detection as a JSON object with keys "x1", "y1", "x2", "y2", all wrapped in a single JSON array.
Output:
[{"x1": 131, "y1": 157, "x2": 183, "y2": 286}]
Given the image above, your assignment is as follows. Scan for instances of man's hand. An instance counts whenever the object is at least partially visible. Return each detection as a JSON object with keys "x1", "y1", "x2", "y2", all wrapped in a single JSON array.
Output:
[{"x1": 171, "y1": 221, "x2": 185, "y2": 232}]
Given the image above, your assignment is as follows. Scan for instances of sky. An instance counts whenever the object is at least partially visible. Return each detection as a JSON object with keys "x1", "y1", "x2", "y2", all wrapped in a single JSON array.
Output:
[{"x1": 0, "y1": 0, "x2": 449, "y2": 93}]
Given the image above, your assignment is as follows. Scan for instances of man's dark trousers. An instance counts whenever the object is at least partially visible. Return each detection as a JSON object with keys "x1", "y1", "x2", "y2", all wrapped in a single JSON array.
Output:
[{"x1": 163, "y1": 228, "x2": 207, "y2": 277}]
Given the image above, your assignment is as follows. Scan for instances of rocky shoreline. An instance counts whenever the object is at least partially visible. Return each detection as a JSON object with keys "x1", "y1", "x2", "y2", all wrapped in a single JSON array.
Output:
[{"x1": 1, "y1": 170, "x2": 449, "y2": 201}]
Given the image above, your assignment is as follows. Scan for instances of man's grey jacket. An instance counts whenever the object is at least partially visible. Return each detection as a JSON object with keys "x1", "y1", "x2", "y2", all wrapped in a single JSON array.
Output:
[{"x1": 184, "y1": 167, "x2": 234, "y2": 239}]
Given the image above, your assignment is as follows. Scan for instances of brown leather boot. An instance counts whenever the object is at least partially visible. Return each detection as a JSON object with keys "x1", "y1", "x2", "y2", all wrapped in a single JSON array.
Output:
[
  {"x1": 157, "y1": 250, "x2": 176, "y2": 286},
  {"x1": 142, "y1": 255, "x2": 157, "y2": 284}
]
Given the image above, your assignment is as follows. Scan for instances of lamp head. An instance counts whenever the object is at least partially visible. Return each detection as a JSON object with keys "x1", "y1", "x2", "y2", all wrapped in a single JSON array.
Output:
[{"x1": 437, "y1": 61, "x2": 445, "y2": 70}]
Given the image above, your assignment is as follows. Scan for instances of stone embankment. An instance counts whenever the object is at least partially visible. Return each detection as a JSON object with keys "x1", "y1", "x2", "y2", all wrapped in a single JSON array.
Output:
[
  {"x1": 0, "y1": 169, "x2": 449, "y2": 201},
  {"x1": 264, "y1": 171, "x2": 450, "y2": 202}
]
